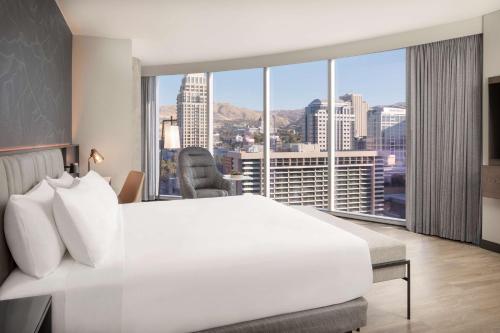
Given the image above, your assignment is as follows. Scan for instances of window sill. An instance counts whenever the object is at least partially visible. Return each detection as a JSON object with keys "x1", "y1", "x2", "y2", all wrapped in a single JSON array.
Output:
[{"x1": 327, "y1": 210, "x2": 406, "y2": 227}]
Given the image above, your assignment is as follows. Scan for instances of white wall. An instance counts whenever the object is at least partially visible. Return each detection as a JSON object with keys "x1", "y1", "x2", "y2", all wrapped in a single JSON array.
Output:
[
  {"x1": 482, "y1": 10, "x2": 500, "y2": 244},
  {"x1": 72, "y1": 36, "x2": 141, "y2": 192}
]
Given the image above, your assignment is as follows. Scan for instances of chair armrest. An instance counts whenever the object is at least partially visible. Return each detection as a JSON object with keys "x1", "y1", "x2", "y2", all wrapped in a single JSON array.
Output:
[{"x1": 214, "y1": 173, "x2": 235, "y2": 196}]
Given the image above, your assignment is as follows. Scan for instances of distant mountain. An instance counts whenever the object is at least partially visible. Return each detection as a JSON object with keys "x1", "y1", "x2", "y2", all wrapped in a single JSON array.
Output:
[
  {"x1": 214, "y1": 103, "x2": 261, "y2": 123},
  {"x1": 159, "y1": 105, "x2": 176, "y2": 121},
  {"x1": 272, "y1": 109, "x2": 304, "y2": 130},
  {"x1": 372, "y1": 102, "x2": 407, "y2": 109},
  {"x1": 391, "y1": 102, "x2": 407, "y2": 108},
  {"x1": 159, "y1": 103, "x2": 305, "y2": 129}
]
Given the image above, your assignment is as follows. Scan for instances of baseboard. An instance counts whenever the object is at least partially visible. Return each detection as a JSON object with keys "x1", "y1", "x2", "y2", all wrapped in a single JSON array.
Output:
[{"x1": 480, "y1": 239, "x2": 500, "y2": 253}]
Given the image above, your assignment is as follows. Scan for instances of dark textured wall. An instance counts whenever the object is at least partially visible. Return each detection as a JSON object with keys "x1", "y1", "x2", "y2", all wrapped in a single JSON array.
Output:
[{"x1": 0, "y1": 0, "x2": 72, "y2": 148}]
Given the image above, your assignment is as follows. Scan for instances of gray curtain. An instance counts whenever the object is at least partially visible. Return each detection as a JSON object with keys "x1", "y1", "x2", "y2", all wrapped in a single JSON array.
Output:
[
  {"x1": 406, "y1": 35, "x2": 482, "y2": 244},
  {"x1": 141, "y1": 76, "x2": 159, "y2": 201}
]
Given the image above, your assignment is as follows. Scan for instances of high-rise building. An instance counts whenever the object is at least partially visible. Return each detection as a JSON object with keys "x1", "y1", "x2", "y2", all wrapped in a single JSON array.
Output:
[
  {"x1": 335, "y1": 102, "x2": 355, "y2": 151},
  {"x1": 177, "y1": 73, "x2": 208, "y2": 148},
  {"x1": 382, "y1": 120, "x2": 406, "y2": 162},
  {"x1": 340, "y1": 93, "x2": 369, "y2": 138},
  {"x1": 304, "y1": 99, "x2": 355, "y2": 151},
  {"x1": 222, "y1": 145, "x2": 384, "y2": 213},
  {"x1": 335, "y1": 151, "x2": 384, "y2": 214},
  {"x1": 367, "y1": 106, "x2": 406, "y2": 156},
  {"x1": 304, "y1": 99, "x2": 328, "y2": 151}
]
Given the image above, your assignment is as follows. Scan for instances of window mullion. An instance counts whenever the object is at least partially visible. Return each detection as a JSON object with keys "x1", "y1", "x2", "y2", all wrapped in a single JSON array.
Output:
[
  {"x1": 207, "y1": 72, "x2": 214, "y2": 153},
  {"x1": 263, "y1": 67, "x2": 271, "y2": 197},
  {"x1": 328, "y1": 59, "x2": 335, "y2": 212}
]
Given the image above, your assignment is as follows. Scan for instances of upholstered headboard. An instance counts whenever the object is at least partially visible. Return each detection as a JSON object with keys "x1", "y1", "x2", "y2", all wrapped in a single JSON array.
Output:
[{"x1": 0, "y1": 149, "x2": 64, "y2": 284}]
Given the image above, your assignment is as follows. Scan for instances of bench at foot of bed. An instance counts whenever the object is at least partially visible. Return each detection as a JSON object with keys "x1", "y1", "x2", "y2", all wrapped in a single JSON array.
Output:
[{"x1": 295, "y1": 206, "x2": 411, "y2": 320}]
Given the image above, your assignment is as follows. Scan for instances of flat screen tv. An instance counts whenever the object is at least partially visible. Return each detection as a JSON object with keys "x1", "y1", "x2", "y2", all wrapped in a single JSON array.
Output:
[{"x1": 489, "y1": 76, "x2": 500, "y2": 164}]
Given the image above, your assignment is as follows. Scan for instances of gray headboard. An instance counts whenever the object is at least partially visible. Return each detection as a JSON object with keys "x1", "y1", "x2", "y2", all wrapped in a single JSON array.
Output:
[{"x1": 0, "y1": 149, "x2": 64, "y2": 284}]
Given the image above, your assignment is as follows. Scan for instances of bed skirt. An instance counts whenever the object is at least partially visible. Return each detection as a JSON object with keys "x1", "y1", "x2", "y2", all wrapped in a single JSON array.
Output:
[{"x1": 197, "y1": 297, "x2": 368, "y2": 333}]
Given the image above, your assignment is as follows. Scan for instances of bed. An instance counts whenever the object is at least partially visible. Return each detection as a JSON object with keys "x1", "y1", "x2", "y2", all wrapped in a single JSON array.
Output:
[{"x1": 0, "y1": 149, "x2": 372, "y2": 332}]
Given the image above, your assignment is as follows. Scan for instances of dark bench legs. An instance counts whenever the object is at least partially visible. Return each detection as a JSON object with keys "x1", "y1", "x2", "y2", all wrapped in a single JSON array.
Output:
[
  {"x1": 372, "y1": 259, "x2": 411, "y2": 320},
  {"x1": 404, "y1": 260, "x2": 410, "y2": 320}
]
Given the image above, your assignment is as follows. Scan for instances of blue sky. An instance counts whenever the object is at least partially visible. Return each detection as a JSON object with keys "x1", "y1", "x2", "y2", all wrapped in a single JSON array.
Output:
[{"x1": 158, "y1": 48, "x2": 405, "y2": 110}]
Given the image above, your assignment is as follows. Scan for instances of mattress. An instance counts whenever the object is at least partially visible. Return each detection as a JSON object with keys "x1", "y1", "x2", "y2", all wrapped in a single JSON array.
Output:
[{"x1": 0, "y1": 195, "x2": 372, "y2": 332}]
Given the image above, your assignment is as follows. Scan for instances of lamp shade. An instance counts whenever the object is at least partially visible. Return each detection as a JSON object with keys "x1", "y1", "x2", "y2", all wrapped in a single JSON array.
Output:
[
  {"x1": 90, "y1": 148, "x2": 104, "y2": 164},
  {"x1": 163, "y1": 125, "x2": 181, "y2": 149},
  {"x1": 88, "y1": 148, "x2": 104, "y2": 172}
]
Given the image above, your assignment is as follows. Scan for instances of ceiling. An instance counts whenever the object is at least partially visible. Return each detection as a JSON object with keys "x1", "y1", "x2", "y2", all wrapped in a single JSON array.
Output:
[{"x1": 56, "y1": 0, "x2": 500, "y2": 66}]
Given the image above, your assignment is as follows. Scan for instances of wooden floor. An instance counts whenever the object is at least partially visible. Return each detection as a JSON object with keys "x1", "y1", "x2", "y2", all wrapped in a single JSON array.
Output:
[{"x1": 351, "y1": 220, "x2": 500, "y2": 333}]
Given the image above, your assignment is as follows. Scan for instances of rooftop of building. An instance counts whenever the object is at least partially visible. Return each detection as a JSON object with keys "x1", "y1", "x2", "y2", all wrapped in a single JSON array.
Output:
[{"x1": 224, "y1": 149, "x2": 380, "y2": 159}]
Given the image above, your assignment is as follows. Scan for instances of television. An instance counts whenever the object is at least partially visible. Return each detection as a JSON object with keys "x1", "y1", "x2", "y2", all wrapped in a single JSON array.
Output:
[{"x1": 489, "y1": 76, "x2": 500, "y2": 164}]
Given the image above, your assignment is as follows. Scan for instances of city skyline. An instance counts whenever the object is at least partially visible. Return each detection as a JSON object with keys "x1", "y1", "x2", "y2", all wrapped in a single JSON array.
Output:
[{"x1": 158, "y1": 49, "x2": 405, "y2": 110}]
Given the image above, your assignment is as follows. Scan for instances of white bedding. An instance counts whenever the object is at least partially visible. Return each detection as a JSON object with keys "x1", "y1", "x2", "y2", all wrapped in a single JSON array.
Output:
[{"x1": 0, "y1": 195, "x2": 372, "y2": 333}]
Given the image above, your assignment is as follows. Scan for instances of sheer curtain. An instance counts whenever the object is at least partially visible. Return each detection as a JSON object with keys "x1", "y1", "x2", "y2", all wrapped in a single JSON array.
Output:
[
  {"x1": 406, "y1": 35, "x2": 482, "y2": 244},
  {"x1": 141, "y1": 76, "x2": 159, "y2": 201}
]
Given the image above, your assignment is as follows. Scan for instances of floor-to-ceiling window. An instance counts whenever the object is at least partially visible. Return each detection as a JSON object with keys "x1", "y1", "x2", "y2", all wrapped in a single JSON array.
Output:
[
  {"x1": 334, "y1": 49, "x2": 406, "y2": 220},
  {"x1": 212, "y1": 69, "x2": 263, "y2": 195},
  {"x1": 158, "y1": 73, "x2": 208, "y2": 197},
  {"x1": 154, "y1": 50, "x2": 406, "y2": 223}
]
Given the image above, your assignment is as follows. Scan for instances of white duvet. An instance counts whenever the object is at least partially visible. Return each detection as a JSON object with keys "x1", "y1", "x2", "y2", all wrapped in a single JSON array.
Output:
[{"x1": 0, "y1": 195, "x2": 372, "y2": 332}]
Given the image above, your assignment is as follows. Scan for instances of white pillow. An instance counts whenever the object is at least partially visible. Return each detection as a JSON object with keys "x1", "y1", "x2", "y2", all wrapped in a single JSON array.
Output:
[
  {"x1": 78, "y1": 170, "x2": 107, "y2": 185},
  {"x1": 53, "y1": 171, "x2": 119, "y2": 267},
  {"x1": 46, "y1": 172, "x2": 76, "y2": 189},
  {"x1": 4, "y1": 180, "x2": 66, "y2": 278}
]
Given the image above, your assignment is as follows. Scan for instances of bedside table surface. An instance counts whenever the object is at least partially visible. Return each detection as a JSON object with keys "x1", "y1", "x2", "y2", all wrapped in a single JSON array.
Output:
[{"x1": 0, "y1": 295, "x2": 51, "y2": 333}]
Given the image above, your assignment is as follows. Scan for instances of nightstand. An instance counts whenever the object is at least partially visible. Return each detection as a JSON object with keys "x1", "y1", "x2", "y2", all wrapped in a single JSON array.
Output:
[{"x1": 0, "y1": 295, "x2": 51, "y2": 333}]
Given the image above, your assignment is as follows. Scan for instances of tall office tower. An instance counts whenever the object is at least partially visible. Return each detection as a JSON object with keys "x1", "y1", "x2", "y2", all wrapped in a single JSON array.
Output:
[
  {"x1": 382, "y1": 120, "x2": 406, "y2": 162},
  {"x1": 177, "y1": 73, "x2": 208, "y2": 148},
  {"x1": 367, "y1": 106, "x2": 406, "y2": 157},
  {"x1": 335, "y1": 102, "x2": 355, "y2": 151},
  {"x1": 222, "y1": 145, "x2": 384, "y2": 213},
  {"x1": 304, "y1": 99, "x2": 355, "y2": 151},
  {"x1": 304, "y1": 99, "x2": 328, "y2": 151},
  {"x1": 340, "y1": 93, "x2": 369, "y2": 138}
]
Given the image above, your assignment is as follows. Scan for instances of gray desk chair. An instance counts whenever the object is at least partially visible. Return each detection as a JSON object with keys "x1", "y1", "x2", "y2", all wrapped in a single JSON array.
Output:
[{"x1": 177, "y1": 147, "x2": 234, "y2": 199}]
